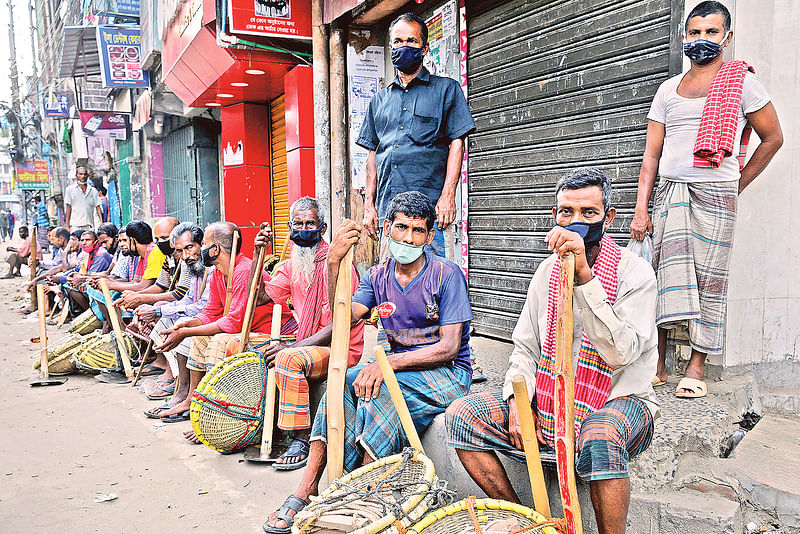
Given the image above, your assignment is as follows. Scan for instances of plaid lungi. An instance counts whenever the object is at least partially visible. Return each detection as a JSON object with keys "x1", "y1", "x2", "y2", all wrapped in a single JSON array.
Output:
[
  {"x1": 273, "y1": 346, "x2": 330, "y2": 431},
  {"x1": 187, "y1": 333, "x2": 238, "y2": 371},
  {"x1": 150, "y1": 317, "x2": 192, "y2": 376},
  {"x1": 86, "y1": 286, "x2": 133, "y2": 321},
  {"x1": 445, "y1": 392, "x2": 653, "y2": 481},
  {"x1": 652, "y1": 180, "x2": 738, "y2": 354},
  {"x1": 311, "y1": 364, "x2": 471, "y2": 473}
]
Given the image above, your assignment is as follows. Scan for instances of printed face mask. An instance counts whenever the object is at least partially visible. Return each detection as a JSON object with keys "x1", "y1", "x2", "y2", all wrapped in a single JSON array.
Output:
[
  {"x1": 390, "y1": 45, "x2": 424, "y2": 74},
  {"x1": 388, "y1": 237, "x2": 426, "y2": 265},
  {"x1": 289, "y1": 227, "x2": 323, "y2": 248},
  {"x1": 683, "y1": 32, "x2": 729, "y2": 65},
  {"x1": 559, "y1": 215, "x2": 607, "y2": 249},
  {"x1": 156, "y1": 240, "x2": 175, "y2": 256},
  {"x1": 80, "y1": 244, "x2": 95, "y2": 254},
  {"x1": 201, "y1": 244, "x2": 219, "y2": 267}
]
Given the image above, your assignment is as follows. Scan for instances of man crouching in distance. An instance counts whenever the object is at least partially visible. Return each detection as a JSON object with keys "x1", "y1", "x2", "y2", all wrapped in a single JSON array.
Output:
[{"x1": 445, "y1": 168, "x2": 660, "y2": 534}]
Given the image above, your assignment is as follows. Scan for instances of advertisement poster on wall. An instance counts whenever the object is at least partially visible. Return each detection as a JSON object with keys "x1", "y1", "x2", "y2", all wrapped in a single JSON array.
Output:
[
  {"x1": 227, "y1": 0, "x2": 312, "y2": 40},
  {"x1": 14, "y1": 160, "x2": 50, "y2": 190},
  {"x1": 97, "y1": 0, "x2": 141, "y2": 17},
  {"x1": 96, "y1": 26, "x2": 150, "y2": 87},
  {"x1": 43, "y1": 94, "x2": 70, "y2": 118},
  {"x1": 79, "y1": 111, "x2": 129, "y2": 140},
  {"x1": 346, "y1": 45, "x2": 384, "y2": 190}
]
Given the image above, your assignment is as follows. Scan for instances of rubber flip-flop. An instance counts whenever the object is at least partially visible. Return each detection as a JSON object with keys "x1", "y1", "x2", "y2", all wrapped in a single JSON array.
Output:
[
  {"x1": 143, "y1": 402, "x2": 174, "y2": 419},
  {"x1": 162, "y1": 410, "x2": 190, "y2": 423},
  {"x1": 140, "y1": 365, "x2": 166, "y2": 377},
  {"x1": 675, "y1": 377, "x2": 707, "y2": 398},
  {"x1": 95, "y1": 372, "x2": 131, "y2": 384},
  {"x1": 652, "y1": 376, "x2": 667, "y2": 387},
  {"x1": 146, "y1": 384, "x2": 175, "y2": 400}
]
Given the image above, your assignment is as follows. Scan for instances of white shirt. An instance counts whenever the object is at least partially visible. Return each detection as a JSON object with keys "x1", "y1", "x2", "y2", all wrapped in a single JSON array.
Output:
[
  {"x1": 502, "y1": 248, "x2": 660, "y2": 419},
  {"x1": 647, "y1": 71, "x2": 770, "y2": 183},
  {"x1": 64, "y1": 182, "x2": 100, "y2": 227}
]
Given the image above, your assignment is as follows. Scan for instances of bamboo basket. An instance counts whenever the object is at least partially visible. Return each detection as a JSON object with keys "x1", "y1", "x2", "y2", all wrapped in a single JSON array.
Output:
[
  {"x1": 190, "y1": 352, "x2": 267, "y2": 453},
  {"x1": 73, "y1": 332, "x2": 140, "y2": 374},
  {"x1": 293, "y1": 450, "x2": 439, "y2": 534},
  {"x1": 32, "y1": 332, "x2": 99, "y2": 375},
  {"x1": 406, "y1": 498, "x2": 562, "y2": 534},
  {"x1": 68, "y1": 309, "x2": 103, "y2": 335}
]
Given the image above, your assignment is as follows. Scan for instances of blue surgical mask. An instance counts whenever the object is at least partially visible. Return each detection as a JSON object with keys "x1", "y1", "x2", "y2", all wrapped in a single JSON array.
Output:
[
  {"x1": 289, "y1": 227, "x2": 323, "y2": 248},
  {"x1": 559, "y1": 215, "x2": 607, "y2": 249},
  {"x1": 683, "y1": 32, "x2": 729, "y2": 65},
  {"x1": 388, "y1": 237, "x2": 426, "y2": 265},
  {"x1": 391, "y1": 45, "x2": 424, "y2": 75}
]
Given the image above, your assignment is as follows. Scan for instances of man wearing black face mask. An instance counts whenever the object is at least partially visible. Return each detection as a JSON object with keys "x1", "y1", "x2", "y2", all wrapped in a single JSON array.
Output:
[
  {"x1": 446, "y1": 168, "x2": 659, "y2": 534},
  {"x1": 357, "y1": 12, "x2": 475, "y2": 259},
  {"x1": 631, "y1": 1, "x2": 783, "y2": 399}
]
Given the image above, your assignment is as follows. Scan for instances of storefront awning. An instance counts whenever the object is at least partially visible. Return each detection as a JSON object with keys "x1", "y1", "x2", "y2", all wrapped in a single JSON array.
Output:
[{"x1": 58, "y1": 26, "x2": 102, "y2": 78}]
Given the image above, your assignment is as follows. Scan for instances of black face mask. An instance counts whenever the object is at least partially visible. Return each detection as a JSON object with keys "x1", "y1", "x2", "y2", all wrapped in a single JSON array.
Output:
[
  {"x1": 106, "y1": 241, "x2": 118, "y2": 256},
  {"x1": 127, "y1": 244, "x2": 140, "y2": 257},
  {"x1": 559, "y1": 215, "x2": 607, "y2": 250},
  {"x1": 185, "y1": 257, "x2": 205, "y2": 276},
  {"x1": 201, "y1": 244, "x2": 219, "y2": 267},
  {"x1": 289, "y1": 227, "x2": 324, "y2": 248},
  {"x1": 156, "y1": 240, "x2": 175, "y2": 256}
]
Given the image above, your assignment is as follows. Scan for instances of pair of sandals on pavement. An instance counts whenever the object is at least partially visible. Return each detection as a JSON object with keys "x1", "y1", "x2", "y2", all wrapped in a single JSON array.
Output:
[{"x1": 652, "y1": 375, "x2": 707, "y2": 398}]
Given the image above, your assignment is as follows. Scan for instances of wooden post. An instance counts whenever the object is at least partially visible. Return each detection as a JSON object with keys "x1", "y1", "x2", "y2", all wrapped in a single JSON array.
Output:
[
  {"x1": 512, "y1": 375, "x2": 551, "y2": 518},
  {"x1": 37, "y1": 284, "x2": 48, "y2": 379},
  {"x1": 223, "y1": 232, "x2": 239, "y2": 315},
  {"x1": 554, "y1": 254, "x2": 582, "y2": 534},
  {"x1": 326, "y1": 248, "x2": 353, "y2": 482},
  {"x1": 374, "y1": 346, "x2": 424, "y2": 453},
  {"x1": 30, "y1": 225, "x2": 39, "y2": 310},
  {"x1": 98, "y1": 278, "x2": 133, "y2": 378}
]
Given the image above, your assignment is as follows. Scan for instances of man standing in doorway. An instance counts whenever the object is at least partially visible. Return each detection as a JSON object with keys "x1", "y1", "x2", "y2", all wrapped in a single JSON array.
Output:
[
  {"x1": 64, "y1": 166, "x2": 102, "y2": 231},
  {"x1": 357, "y1": 12, "x2": 475, "y2": 259},
  {"x1": 630, "y1": 1, "x2": 783, "y2": 398}
]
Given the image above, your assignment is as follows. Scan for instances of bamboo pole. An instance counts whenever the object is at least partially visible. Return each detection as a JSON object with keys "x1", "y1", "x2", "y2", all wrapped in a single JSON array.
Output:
[
  {"x1": 554, "y1": 253, "x2": 582, "y2": 534},
  {"x1": 98, "y1": 278, "x2": 133, "y2": 378},
  {"x1": 326, "y1": 248, "x2": 353, "y2": 482},
  {"x1": 37, "y1": 284, "x2": 48, "y2": 379},
  {"x1": 30, "y1": 226, "x2": 39, "y2": 310},
  {"x1": 258, "y1": 304, "x2": 282, "y2": 457},
  {"x1": 512, "y1": 375, "x2": 551, "y2": 518},
  {"x1": 374, "y1": 346, "x2": 424, "y2": 453},
  {"x1": 223, "y1": 232, "x2": 239, "y2": 315},
  {"x1": 238, "y1": 245, "x2": 267, "y2": 353}
]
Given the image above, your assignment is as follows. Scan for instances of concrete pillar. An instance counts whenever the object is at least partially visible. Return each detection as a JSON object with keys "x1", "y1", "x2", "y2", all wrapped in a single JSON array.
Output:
[{"x1": 284, "y1": 65, "x2": 316, "y2": 205}]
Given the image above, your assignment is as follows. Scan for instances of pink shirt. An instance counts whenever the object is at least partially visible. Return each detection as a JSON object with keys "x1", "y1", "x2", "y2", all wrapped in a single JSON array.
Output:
[{"x1": 266, "y1": 259, "x2": 365, "y2": 367}]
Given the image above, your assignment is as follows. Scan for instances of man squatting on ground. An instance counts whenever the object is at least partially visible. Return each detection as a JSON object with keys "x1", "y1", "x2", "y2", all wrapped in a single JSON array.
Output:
[
  {"x1": 153, "y1": 222, "x2": 296, "y2": 434},
  {"x1": 263, "y1": 191, "x2": 474, "y2": 534},
  {"x1": 446, "y1": 168, "x2": 659, "y2": 534},
  {"x1": 220, "y1": 196, "x2": 365, "y2": 470},
  {"x1": 630, "y1": 1, "x2": 782, "y2": 398}
]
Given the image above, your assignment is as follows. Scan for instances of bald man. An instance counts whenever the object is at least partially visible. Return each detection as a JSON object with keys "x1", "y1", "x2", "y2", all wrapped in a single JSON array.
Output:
[{"x1": 154, "y1": 222, "x2": 296, "y2": 431}]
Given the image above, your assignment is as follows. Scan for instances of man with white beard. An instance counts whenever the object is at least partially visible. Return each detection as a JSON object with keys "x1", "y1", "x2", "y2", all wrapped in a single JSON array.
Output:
[{"x1": 241, "y1": 197, "x2": 365, "y2": 470}]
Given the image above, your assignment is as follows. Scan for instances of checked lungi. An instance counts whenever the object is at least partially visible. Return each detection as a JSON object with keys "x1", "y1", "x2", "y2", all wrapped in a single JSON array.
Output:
[
  {"x1": 150, "y1": 317, "x2": 192, "y2": 376},
  {"x1": 311, "y1": 364, "x2": 471, "y2": 473},
  {"x1": 187, "y1": 333, "x2": 241, "y2": 371},
  {"x1": 652, "y1": 180, "x2": 738, "y2": 354},
  {"x1": 445, "y1": 392, "x2": 653, "y2": 481}
]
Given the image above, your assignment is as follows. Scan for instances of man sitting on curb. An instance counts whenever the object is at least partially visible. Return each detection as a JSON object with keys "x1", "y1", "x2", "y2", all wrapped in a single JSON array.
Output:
[
  {"x1": 154, "y1": 222, "x2": 295, "y2": 431},
  {"x1": 445, "y1": 168, "x2": 659, "y2": 534},
  {"x1": 263, "y1": 191, "x2": 473, "y2": 534},
  {"x1": 4, "y1": 226, "x2": 41, "y2": 279}
]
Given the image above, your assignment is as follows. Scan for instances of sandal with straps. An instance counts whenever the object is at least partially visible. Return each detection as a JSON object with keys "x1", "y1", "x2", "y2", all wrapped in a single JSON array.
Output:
[
  {"x1": 263, "y1": 494, "x2": 308, "y2": 533},
  {"x1": 273, "y1": 438, "x2": 310, "y2": 471}
]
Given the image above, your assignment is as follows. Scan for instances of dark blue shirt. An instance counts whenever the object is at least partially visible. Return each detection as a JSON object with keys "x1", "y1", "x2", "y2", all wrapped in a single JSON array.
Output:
[
  {"x1": 353, "y1": 250, "x2": 473, "y2": 375},
  {"x1": 356, "y1": 67, "x2": 475, "y2": 220}
]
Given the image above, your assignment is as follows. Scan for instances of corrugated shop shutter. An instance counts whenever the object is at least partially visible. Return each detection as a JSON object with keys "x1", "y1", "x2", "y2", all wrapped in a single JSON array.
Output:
[
  {"x1": 162, "y1": 123, "x2": 199, "y2": 224},
  {"x1": 270, "y1": 95, "x2": 290, "y2": 252},
  {"x1": 467, "y1": 0, "x2": 677, "y2": 339}
]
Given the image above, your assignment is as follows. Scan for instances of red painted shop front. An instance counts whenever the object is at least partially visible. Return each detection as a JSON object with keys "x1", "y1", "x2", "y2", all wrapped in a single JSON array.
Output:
[{"x1": 161, "y1": 0, "x2": 315, "y2": 255}]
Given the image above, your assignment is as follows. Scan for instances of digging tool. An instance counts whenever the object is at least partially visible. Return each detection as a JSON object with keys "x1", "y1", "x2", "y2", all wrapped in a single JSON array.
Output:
[
  {"x1": 326, "y1": 248, "x2": 353, "y2": 483},
  {"x1": 374, "y1": 346, "x2": 424, "y2": 453},
  {"x1": 29, "y1": 226, "x2": 39, "y2": 311},
  {"x1": 223, "y1": 231, "x2": 239, "y2": 315},
  {"x1": 512, "y1": 375, "x2": 551, "y2": 518},
  {"x1": 98, "y1": 279, "x2": 133, "y2": 379},
  {"x1": 30, "y1": 284, "x2": 67, "y2": 387},
  {"x1": 554, "y1": 253, "x2": 582, "y2": 534}
]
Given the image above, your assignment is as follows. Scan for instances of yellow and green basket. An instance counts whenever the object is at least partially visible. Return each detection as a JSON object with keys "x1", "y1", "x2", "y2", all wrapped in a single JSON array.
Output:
[{"x1": 406, "y1": 497, "x2": 563, "y2": 534}]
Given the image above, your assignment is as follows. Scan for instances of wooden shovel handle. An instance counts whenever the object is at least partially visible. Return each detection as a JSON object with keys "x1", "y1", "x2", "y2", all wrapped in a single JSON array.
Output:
[
  {"x1": 238, "y1": 245, "x2": 267, "y2": 353},
  {"x1": 374, "y1": 346, "x2": 424, "y2": 453},
  {"x1": 512, "y1": 375, "x2": 551, "y2": 518},
  {"x1": 223, "y1": 231, "x2": 239, "y2": 315},
  {"x1": 98, "y1": 278, "x2": 133, "y2": 378},
  {"x1": 37, "y1": 284, "x2": 48, "y2": 379},
  {"x1": 259, "y1": 304, "x2": 282, "y2": 456}
]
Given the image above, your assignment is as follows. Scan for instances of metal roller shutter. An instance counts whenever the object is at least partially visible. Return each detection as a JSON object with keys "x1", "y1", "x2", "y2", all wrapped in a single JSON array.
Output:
[
  {"x1": 270, "y1": 95, "x2": 290, "y2": 252},
  {"x1": 467, "y1": 0, "x2": 678, "y2": 339}
]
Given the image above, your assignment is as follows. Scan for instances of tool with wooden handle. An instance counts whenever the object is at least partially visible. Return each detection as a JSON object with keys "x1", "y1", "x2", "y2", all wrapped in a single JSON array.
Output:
[
  {"x1": 29, "y1": 226, "x2": 39, "y2": 311},
  {"x1": 30, "y1": 284, "x2": 67, "y2": 387},
  {"x1": 326, "y1": 248, "x2": 353, "y2": 483},
  {"x1": 223, "y1": 231, "x2": 239, "y2": 315},
  {"x1": 374, "y1": 346, "x2": 424, "y2": 453},
  {"x1": 554, "y1": 253, "x2": 582, "y2": 534},
  {"x1": 238, "y1": 244, "x2": 267, "y2": 353},
  {"x1": 99, "y1": 278, "x2": 134, "y2": 379},
  {"x1": 512, "y1": 375, "x2": 551, "y2": 518}
]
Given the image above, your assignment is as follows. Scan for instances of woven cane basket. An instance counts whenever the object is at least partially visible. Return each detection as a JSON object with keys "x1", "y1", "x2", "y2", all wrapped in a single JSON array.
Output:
[
  {"x1": 292, "y1": 449, "x2": 439, "y2": 534},
  {"x1": 73, "y1": 332, "x2": 140, "y2": 374},
  {"x1": 68, "y1": 309, "x2": 103, "y2": 335},
  {"x1": 33, "y1": 332, "x2": 100, "y2": 375},
  {"x1": 190, "y1": 352, "x2": 267, "y2": 453},
  {"x1": 405, "y1": 498, "x2": 562, "y2": 534}
]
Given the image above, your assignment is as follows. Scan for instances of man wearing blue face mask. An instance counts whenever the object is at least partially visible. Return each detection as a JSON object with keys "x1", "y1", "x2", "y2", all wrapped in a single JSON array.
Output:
[
  {"x1": 631, "y1": 1, "x2": 783, "y2": 399},
  {"x1": 356, "y1": 12, "x2": 475, "y2": 259}
]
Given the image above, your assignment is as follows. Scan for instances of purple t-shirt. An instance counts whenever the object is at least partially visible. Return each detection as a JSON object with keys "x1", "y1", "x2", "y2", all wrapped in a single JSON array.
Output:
[{"x1": 353, "y1": 251, "x2": 473, "y2": 374}]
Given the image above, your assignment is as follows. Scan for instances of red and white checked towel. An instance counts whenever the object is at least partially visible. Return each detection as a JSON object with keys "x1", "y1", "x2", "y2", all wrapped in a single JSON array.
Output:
[{"x1": 693, "y1": 60, "x2": 754, "y2": 170}]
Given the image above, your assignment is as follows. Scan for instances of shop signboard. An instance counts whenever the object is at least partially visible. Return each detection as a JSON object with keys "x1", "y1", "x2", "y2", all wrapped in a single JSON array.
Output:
[
  {"x1": 228, "y1": 0, "x2": 311, "y2": 40},
  {"x1": 79, "y1": 111, "x2": 129, "y2": 139},
  {"x1": 96, "y1": 26, "x2": 150, "y2": 87},
  {"x1": 43, "y1": 94, "x2": 70, "y2": 118},
  {"x1": 14, "y1": 160, "x2": 50, "y2": 190},
  {"x1": 97, "y1": 0, "x2": 141, "y2": 17}
]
